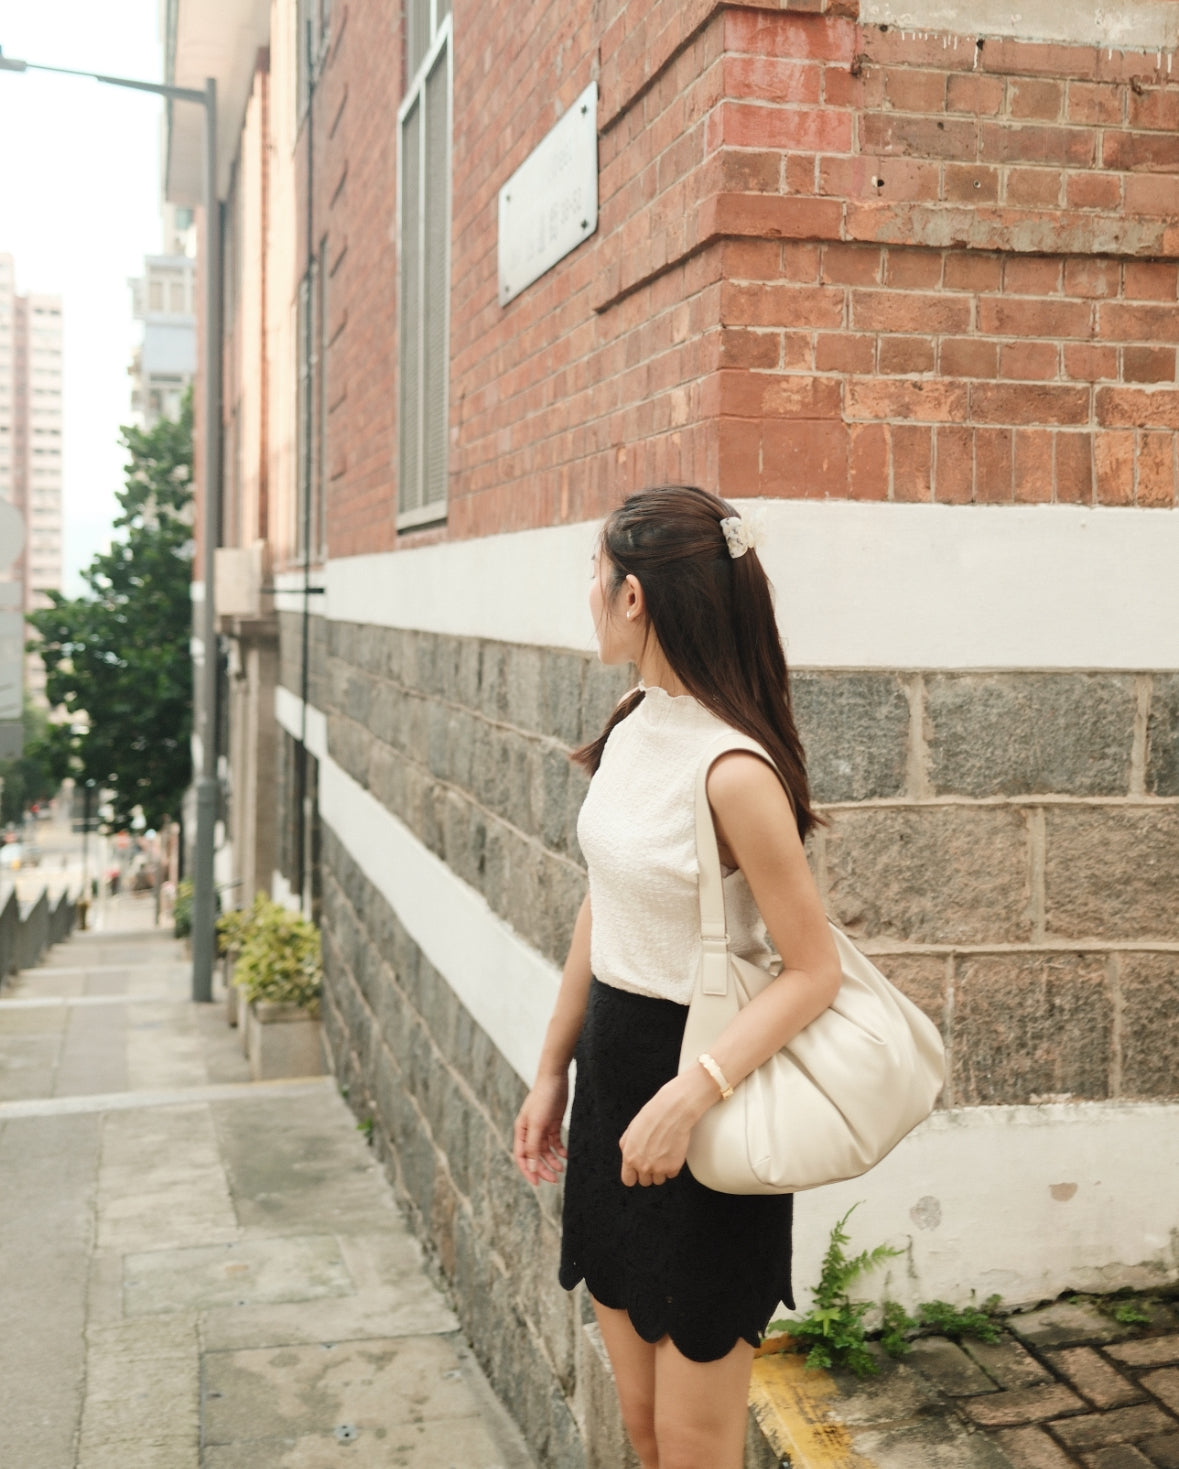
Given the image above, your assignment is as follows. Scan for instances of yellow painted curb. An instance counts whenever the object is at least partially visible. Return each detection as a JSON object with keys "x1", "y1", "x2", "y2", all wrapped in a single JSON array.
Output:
[{"x1": 749, "y1": 1350, "x2": 876, "y2": 1469}]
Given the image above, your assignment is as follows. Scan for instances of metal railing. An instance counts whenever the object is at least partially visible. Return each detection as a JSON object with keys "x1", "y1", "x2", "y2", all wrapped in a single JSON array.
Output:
[{"x1": 0, "y1": 887, "x2": 77, "y2": 982}]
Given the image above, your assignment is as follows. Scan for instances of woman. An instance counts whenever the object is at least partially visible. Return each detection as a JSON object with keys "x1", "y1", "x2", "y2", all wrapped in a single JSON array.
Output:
[{"x1": 513, "y1": 486, "x2": 843, "y2": 1469}]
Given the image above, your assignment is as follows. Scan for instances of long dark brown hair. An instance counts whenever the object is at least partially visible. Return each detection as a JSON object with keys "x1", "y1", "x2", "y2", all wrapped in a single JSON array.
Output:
[{"x1": 573, "y1": 485, "x2": 822, "y2": 840}]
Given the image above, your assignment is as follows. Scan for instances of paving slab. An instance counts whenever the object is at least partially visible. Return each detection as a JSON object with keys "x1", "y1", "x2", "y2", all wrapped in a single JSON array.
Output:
[
  {"x1": 1108, "y1": 1337, "x2": 1179, "y2": 1369},
  {"x1": 1142, "y1": 1432, "x2": 1179, "y2": 1468},
  {"x1": 0, "y1": 910, "x2": 535, "y2": 1469},
  {"x1": 1009, "y1": 1302, "x2": 1137, "y2": 1350},
  {"x1": 1043, "y1": 1347, "x2": 1147, "y2": 1408},
  {"x1": 124, "y1": 1233, "x2": 356, "y2": 1316}
]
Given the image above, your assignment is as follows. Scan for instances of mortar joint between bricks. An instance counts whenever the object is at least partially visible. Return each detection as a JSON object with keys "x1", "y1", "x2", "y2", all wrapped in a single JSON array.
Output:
[
  {"x1": 1129, "y1": 674, "x2": 1151, "y2": 796},
  {"x1": 1108, "y1": 950, "x2": 1124, "y2": 1098},
  {"x1": 1027, "y1": 804, "x2": 1047, "y2": 944},
  {"x1": 903, "y1": 672, "x2": 932, "y2": 799}
]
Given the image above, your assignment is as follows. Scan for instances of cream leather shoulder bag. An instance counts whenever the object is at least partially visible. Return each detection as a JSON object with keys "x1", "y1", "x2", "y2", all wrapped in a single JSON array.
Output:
[{"x1": 678, "y1": 732, "x2": 947, "y2": 1194}]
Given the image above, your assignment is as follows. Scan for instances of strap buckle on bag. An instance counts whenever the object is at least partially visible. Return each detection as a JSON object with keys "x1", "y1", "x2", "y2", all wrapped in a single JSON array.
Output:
[{"x1": 700, "y1": 935, "x2": 729, "y2": 997}]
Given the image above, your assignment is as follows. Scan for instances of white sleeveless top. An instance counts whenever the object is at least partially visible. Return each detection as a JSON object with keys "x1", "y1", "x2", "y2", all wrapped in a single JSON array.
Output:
[{"x1": 576, "y1": 684, "x2": 775, "y2": 1005}]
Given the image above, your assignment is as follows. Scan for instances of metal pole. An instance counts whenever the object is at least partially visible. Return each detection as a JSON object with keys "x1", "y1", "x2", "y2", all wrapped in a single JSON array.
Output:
[
  {"x1": 296, "y1": 22, "x2": 317, "y2": 915},
  {"x1": 191, "y1": 75, "x2": 221, "y2": 1002}
]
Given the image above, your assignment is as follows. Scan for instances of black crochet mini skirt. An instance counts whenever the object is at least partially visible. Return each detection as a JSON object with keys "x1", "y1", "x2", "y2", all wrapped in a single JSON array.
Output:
[{"x1": 558, "y1": 977, "x2": 795, "y2": 1363}]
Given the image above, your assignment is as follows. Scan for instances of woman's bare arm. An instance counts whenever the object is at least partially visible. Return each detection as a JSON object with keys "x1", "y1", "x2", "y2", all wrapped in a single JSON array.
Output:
[
  {"x1": 513, "y1": 892, "x2": 593, "y2": 1185},
  {"x1": 618, "y1": 753, "x2": 841, "y2": 1186}
]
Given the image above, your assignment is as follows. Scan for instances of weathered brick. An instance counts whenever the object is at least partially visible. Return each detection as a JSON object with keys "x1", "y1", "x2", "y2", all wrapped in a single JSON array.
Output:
[
  {"x1": 943, "y1": 252, "x2": 1002, "y2": 293},
  {"x1": 925, "y1": 674, "x2": 1136, "y2": 798},
  {"x1": 1055, "y1": 432, "x2": 1093, "y2": 504},
  {"x1": 1015, "y1": 428, "x2": 1055, "y2": 503},
  {"x1": 1044, "y1": 808, "x2": 1179, "y2": 942},
  {"x1": 851, "y1": 289, "x2": 971, "y2": 335},
  {"x1": 941, "y1": 337, "x2": 999, "y2": 379},
  {"x1": 998, "y1": 340, "x2": 1063, "y2": 381},
  {"x1": 1095, "y1": 430, "x2": 1135, "y2": 505},
  {"x1": 1107, "y1": 1337, "x2": 1179, "y2": 1369},
  {"x1": 991, "y1": 1425, "x2": 1076, "y2": 1469},
  {"x1": 1080, "y1": 1446, "x2": 1156, "y2": 1469},
  {"x1": 943, "y1": 161, "x2": 1001, "y2": 202},
  {"x1": 961, "y1": 1382, "x2": 1085, "y2": 1426},
  {"x1": 1008, "y1": 1300, "x2": 1136, "y2": 1350},
  {"x1": 815, "y1": 331, "x2": 876, "y2": 373},
  {"x1": 1068, "y1": 82, "x2": 1123, "y2": 127},
  {"x1": 906, "y1": 1336, "x2": 998, "y2": 1396},
  {"x1": 934, "y1": 424, "x2": 974, "y2": 503},
  {"x1": 790, "y1": 671, "x2": 910, "y2": 802},
  {"x1": 879, "y1": 334, "x2": 935, "y2": 374},
  {"x1": 1064, "y1": 344, "x2": 1118, "y2": 382},
  {"x1": 1008, "y1": 79, "x2": 1064, "y2": 122},
  {"x1": 826, "y1": 805, "x2": 1032, "y2": 946},
  {"x1": 861, "y1": 112, "x2": 978, "y2": 159},
  {"x1": 979, "y1": 296, "x2": 1093, "y2": 339},
  {"x1": 1042, "y1": 1347, "x2": 1145, "y2": 1408},
  {"x1": 1141, "y1": 1431, "x2": 1179, "y2": 1469},
  {"x1": 1119, "y1": 953, "x2": 1179, "y2": 1099},
  {"x1": 1123, "y1": 347, "x2": 1176, "y2": 384},
  {"x1": 964, "y1": 1336, "x2": 1054, "y2": 1390},
  {"x1": 1051, "y1": 1403, "x2": 1177, "y2": 1452},
  {"x1": 1005, "y1": 166, "x2": 1063, "y2": 207},
  {"x1": 891, "y1": 423, "x2": 933, "y2": 500},
  {"x1": 952, "y1": 952, "x2": 1113, "y2": 1105},
  {"x1": 946, "y1": 72, "x2": 1004, "y2": 117},
  {"x1": 972, "y1": 383, "x2": 1088, "y2": 426}
]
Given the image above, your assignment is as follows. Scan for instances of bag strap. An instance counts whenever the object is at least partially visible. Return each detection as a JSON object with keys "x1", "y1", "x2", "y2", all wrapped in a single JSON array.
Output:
[{"x1": 693, "y1": 732, "x2": 776, "y2": 998}]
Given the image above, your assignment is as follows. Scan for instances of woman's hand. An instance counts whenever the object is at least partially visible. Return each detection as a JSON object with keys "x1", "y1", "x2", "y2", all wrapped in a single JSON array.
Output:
[
  {"x1": 513, "y1": 1072, "x2": 569, "y2": 1186},
  {"x1": 619, "y1": 1066, "x2": 719, "y2": 1187}
]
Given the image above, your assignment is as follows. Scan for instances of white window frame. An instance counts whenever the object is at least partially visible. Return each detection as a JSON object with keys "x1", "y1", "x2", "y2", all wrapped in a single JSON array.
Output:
[{"x1": 396, "y1": 10, "x2": 452, "y2": 531}]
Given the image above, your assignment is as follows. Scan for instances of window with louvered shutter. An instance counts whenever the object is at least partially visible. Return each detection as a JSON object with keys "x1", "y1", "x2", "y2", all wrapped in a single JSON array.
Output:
[{"x1": 398, "y1": 12, "x2": 451, "y2": 527}]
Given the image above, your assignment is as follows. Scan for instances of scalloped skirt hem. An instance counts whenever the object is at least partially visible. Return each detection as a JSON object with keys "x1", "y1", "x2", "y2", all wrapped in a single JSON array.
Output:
[{"x1": 558, "y1": 978, "x2": 794, "y2": 1366}]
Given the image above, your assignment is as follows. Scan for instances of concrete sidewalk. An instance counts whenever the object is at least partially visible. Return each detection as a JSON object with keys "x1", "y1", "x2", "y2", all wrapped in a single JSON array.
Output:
[{"x1": 0, "y1": 896, "x2": 535, "y2": 1469}]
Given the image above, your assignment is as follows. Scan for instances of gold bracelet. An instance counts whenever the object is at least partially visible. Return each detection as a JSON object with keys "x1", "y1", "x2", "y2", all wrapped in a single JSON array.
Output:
[{"x1": 697, "y1": 1052, "x2": 734, "y2": 1100}]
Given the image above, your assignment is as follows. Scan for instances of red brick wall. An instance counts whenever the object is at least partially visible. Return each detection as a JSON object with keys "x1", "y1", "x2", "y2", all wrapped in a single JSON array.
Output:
[{"x1": 315, "y1": 0, "x2": 1179, "y2": 558}]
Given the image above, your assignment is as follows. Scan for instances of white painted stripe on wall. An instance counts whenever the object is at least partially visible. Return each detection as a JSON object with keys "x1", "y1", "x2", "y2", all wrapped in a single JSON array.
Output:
[
  {"x1": 278, "y1": 683, "x2": 1178, "y2": 1304},
  {"x1": 274, "y1": 689, "x2": 562, "y2": 1087},
  {"x1": 797, "y1": 1099, "x2": 1179, "y2": 1312},
  {"x1": 325, "y1": 520, "x2": 602, "y2": 656},
  {"x1": 860, "y1": 0, "x2": 1179, "y2": 50},
  {"x1": 271, "y1": 569, "x2": 320, "y2": 616},
  {"x1": 322, "y1": 504, "x2": 1179, "y2": 670},
  {"x1": 275, "y1": 683, "x2": 327, "y2": 761}
]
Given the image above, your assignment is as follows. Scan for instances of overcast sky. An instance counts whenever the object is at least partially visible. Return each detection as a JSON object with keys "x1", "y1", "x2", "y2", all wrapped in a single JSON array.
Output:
[{"x1": 0, "y1": 0, "x2": 166, "y2": 596}]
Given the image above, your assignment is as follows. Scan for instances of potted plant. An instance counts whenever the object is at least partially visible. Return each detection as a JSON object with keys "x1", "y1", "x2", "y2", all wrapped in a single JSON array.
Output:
[{"x1": 216, "y1": 895, "x2": 324, "y2": 1080}]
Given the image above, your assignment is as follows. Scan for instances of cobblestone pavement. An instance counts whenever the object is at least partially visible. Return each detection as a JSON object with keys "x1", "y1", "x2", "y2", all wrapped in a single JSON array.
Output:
[
  {"x1": 911, "y1": 1297, "x2": 1179, "y2": 1469},
  {"x1": 752, "y1": 1291, "x2": 1179, "y2": 1469},
  {"x1": 0, "y1": 895, "x2": 535, "y2": 1469}
]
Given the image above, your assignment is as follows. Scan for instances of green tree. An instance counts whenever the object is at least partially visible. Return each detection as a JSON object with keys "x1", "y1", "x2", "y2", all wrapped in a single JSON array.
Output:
[
  {"x1": 27, "y1": 393, "x2": 194, "y2": 830},
  {"x1": 0, "y1": 698, "x2": 59, "y2": 825}
]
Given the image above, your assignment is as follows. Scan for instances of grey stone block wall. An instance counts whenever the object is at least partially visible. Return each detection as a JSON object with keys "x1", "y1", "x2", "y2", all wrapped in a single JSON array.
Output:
[
  {"x1": 293, "y1": 612, "x2": 1178, "y2": 1462},
  {"x1": 319, "y1": 823, "x2": 591, "y2": 1469},
  {"x1": 288, "y1": 616, "x2": 1178, "y2": 1107}
]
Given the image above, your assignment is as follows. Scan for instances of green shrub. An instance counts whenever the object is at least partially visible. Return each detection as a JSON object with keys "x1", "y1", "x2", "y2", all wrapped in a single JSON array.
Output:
[
  {"x1": 216, "y1": 894, "x2": 322, "y2": 1015},
  {"x1": 173, "y1": 879, "x2": 194, "y2": 938},
  {"x1": 765, "y1": 1208, "x2": 1009, "y2": 1376},
  {"x1": 768, "y1": 1205, "x2": 903, "y2": 1377}
]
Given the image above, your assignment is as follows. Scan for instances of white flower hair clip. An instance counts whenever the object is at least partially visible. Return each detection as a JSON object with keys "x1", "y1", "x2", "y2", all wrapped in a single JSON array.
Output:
[{"x1": 719, "y1": 509, "x2": 766, "y2": 560}]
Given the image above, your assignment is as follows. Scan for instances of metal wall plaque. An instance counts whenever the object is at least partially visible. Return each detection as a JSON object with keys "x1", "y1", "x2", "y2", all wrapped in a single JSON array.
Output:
[{"x1": 498, "y1": 82, "x2": 598, "y2": 307}]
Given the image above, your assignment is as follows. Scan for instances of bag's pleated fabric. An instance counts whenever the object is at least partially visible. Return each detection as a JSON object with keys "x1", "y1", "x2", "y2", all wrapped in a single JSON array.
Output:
[{"x1": 559, "y1": 978, "x2": 794, "y2": 1363}]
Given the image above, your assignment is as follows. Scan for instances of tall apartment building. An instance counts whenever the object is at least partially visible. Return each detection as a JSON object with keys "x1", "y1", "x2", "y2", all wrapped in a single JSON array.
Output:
[
  {"x1": 128, "y1": 206, "x2": 197, "y2": 429},
  {"x1": 168, "y1": 2, "x2": 1179, "y2": 1461},
  {"x1": 0, "y1": 252, "x2": 63, "y2": 704}
]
